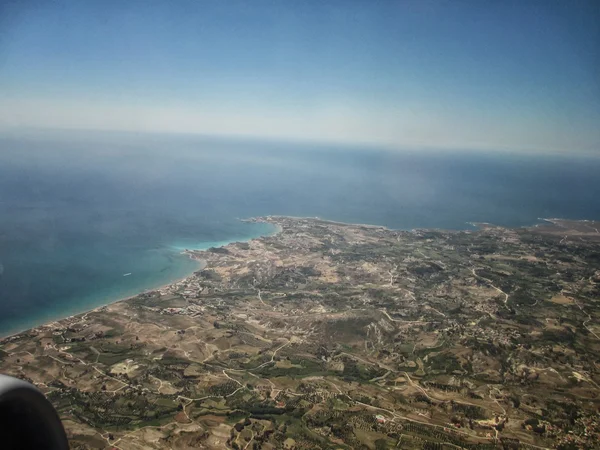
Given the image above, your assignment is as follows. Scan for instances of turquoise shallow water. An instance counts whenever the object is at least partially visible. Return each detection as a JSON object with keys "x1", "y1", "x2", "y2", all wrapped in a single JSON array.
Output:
[
  {"x1": 1, "y1": 131, "x2": 600, "y2": 336},
  {"x1": 0, "y1": 220, "x2": 276, "y2": 337}
]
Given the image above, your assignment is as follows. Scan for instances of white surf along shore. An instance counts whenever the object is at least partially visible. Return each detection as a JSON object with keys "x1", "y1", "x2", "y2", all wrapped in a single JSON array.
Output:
[{"x1": 0, "y1": 220, "x2": 281, "y2": 340}]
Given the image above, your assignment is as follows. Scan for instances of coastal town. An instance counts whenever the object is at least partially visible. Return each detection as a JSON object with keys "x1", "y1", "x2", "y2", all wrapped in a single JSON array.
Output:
[{"x1": 1, "y1": 216, "x2": 599, "y2": 449}]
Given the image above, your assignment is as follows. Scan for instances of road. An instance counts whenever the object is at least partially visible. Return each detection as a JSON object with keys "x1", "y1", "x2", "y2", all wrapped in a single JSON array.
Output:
[{"x1": 471, "y1": 267, "x2": 509, "y2": 305}]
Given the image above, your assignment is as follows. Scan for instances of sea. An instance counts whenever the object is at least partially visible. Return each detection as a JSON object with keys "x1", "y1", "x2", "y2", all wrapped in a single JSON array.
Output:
[{"x1": 1, "y1": 130, "x2": 599, "y2": 336}]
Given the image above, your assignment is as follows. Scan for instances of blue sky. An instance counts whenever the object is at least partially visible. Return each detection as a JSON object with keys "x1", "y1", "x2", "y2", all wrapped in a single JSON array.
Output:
[{"x1": 1, "y1": 0, "x2": 599, "y2": 153}]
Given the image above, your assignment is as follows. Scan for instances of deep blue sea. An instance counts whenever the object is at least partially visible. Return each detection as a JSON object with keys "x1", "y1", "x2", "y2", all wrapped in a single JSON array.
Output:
[{"x1": 1, "y1": 130, "x2": 600, "y2": 336}]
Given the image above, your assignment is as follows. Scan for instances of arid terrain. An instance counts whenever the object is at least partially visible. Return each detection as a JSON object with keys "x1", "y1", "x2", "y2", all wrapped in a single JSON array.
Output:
[{"x1": 1, "y1": 217, "x2": 599, "y2": 449}]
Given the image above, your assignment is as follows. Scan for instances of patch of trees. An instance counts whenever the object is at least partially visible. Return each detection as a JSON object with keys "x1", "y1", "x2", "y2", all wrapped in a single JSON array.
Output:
[
  {"x1": 514, "y1": 314, "x2": 542, "y2": 327},
  {"x1": 451, "y1": 401, "x2": 488, "y2": 420},
  {"x1": 340, "y1": 358, "x2": 385, "y2": 382},
  {"x1": 402, "y1": 422, "x2": 471, "y2": 447},
  {"x1": 426, "y1": 352, "x2": 462, "y2": 373},
  {"x1": 208, "y1": 380, "x2": 238, "y2": 397},
  {"x1": 541, "y1": 328, "x2": 576, "y2": 346},
  {"x1": 208, "y1": 247, "x2": 231, "y2": 254},
  {"x1": 522, "y1": 418, "x2": 546, "y2": 434},
  {"x1": 299, "y1": 266, "x2": 322, "y2": 277},
  {"x1": 198, "y1": 269, "x2": 222, "y2": 281},
  {"x1": 424, "y1": 381, "x2": 461, "y2": 393},
  {"x1": 542, "y1": 400, "x2": 580, "y2": 426},
  {"x1": 584, "y1": 251, "x2": 600, "y2": 264},
  {"x1": 409, "y1": 263, "x2": 443, "y2": 278}
]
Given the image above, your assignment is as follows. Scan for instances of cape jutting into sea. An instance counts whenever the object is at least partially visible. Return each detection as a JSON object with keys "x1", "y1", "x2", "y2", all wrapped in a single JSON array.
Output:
[{"x1": 1, "y1": 131, "x2": 599, "y2": 336}]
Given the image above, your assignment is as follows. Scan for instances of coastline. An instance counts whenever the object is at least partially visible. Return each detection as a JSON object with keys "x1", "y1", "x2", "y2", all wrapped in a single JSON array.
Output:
[
  {"x1": 0, "y1": 258, "x2": 203, "y2": 341},
  {"x1": 0, "y1": 216, "x2": 588, "y2": 341},
  {"x1": 256, "y1": 215, "x2": 558, "y2": 234},
  {"x1": 246, "y1": 215, "x2": 385, "y2": 230},
  {"x1": 2, "y1": 216, "x2": 598, "y2": 447},
  {"x1": 0, "y1": 220, "x2": 281, "y2": 341}
]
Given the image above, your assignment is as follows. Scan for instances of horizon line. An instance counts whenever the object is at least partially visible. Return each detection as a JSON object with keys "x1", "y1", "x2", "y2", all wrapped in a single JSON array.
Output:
[{"x1": 1, "y1": 124, "x2": 599, "y2": 159}]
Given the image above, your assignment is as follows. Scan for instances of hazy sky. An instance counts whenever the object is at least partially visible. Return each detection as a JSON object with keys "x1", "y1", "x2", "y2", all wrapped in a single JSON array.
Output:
[{"x1": 1, "y1": 0, "x2": 599, "y2": 153}]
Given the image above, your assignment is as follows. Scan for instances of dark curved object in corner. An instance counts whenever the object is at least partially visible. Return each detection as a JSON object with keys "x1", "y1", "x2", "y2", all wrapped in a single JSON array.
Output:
[{"x1": 0, "y1": 374, "x2": 69, "y2": 450}]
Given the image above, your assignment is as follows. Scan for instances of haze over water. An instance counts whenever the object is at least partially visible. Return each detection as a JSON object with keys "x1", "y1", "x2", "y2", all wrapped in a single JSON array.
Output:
[{"x1": 1, "y1": 131, "x2": 600, "y2": 335}]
